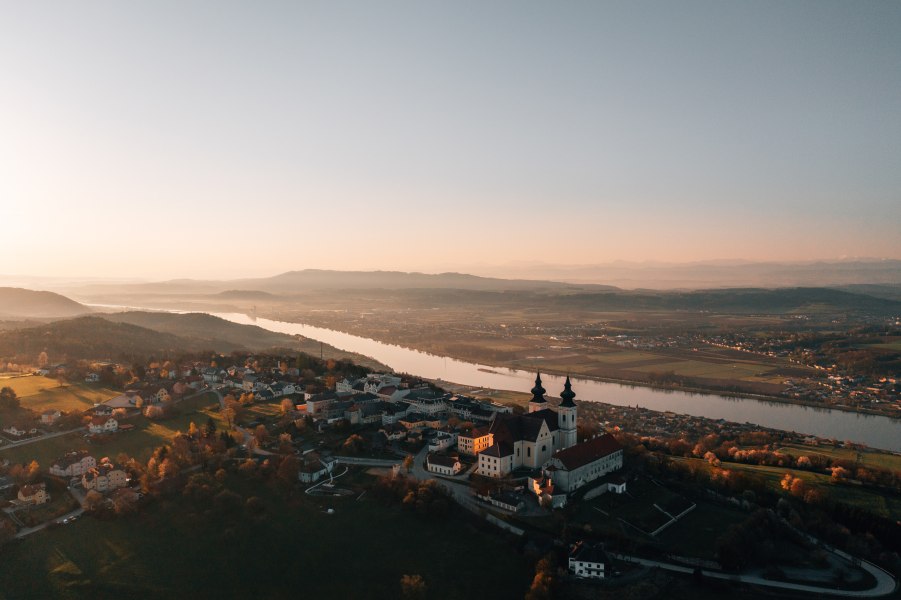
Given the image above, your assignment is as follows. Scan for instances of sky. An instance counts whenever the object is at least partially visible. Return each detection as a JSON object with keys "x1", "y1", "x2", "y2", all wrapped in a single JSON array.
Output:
[{"x1": 1, "y1": 1, "x2": 900, "y2": 280}]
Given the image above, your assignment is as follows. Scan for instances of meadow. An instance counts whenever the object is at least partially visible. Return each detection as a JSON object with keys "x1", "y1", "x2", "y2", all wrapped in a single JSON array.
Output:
[{"x1": 0, "y1": 375, "x2": 119, "y2": 413}]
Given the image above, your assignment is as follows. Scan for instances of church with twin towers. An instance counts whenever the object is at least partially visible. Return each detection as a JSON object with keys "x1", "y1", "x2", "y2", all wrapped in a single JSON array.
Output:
[{"x1": 476, "y1": 372, "x2": 579, "y2": 476}]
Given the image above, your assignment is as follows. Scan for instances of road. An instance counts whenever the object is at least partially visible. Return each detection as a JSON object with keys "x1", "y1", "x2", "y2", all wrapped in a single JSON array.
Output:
[
  {"x1": 615, "y1": 554, "x2": 897, "y2": 597},
  {"x1": 0, "y1": 426, "x2": 83, "y2": 451},
  {"x1": 408, "y1": 446, "x2": 480, "y2": 510}
]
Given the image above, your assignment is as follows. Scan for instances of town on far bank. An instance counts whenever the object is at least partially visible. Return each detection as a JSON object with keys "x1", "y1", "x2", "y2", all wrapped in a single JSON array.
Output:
[{"x1": 0, "y1": 350, "x2": 899, "y2": 598}]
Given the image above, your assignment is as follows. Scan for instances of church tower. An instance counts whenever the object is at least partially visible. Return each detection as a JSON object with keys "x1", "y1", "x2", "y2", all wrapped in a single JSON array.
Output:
[
  {"x1": 558, "y1": 376, "x2": 578, "y2": 449},
  {"x1": 528, "y1": 372, "x2": 547, "y2": 413}
]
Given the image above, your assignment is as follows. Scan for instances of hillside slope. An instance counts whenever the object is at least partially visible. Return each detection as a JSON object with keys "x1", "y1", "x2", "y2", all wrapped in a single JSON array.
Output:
[{"x1": 0, "y1": 287, "x2": 90, "y2": 319}]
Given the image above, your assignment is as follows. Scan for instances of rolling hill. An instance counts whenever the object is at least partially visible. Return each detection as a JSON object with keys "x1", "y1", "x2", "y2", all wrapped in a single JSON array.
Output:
[{"x1": 0, "y1": 287, "x2": 90, "y2": 319}]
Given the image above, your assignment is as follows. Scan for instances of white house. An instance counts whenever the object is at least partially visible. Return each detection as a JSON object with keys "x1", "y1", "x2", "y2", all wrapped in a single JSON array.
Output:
[
  {"x1": 426, "y1": 454, "x2": 462, "y2": 476},
  {"x1": 568, "y1": 541, "x2": 611, "y2": 579},
  {"x1": 428, "y1": 432, "x2": 457, "y2": 452},
  {"x1": 82, "y1": 460, "x2": 128, "y2": 493},
  {"x1": 41, "y1": 409, "x2": 62, "y2": 425},
  {"x1": 49, "y1": 451, "x2": 96, "y2": 477},
  {"x1": 88, "y1": 416, "x2": 118, "y2": 434},
  {"x1": 298, "y1": 453, "x2": 338, "y2": 483},
  {"x1": 3, "y1": 425, "x2": 26, "y2": 437},
  {"x1": 18, "y1": 482, "x2": 50, "y2": 505},
  {"x1": 84, "y1": 373, "x2": 100, "y2": 383}
]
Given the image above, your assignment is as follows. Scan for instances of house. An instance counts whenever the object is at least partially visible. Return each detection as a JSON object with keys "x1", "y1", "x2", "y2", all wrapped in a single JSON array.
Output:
[
  {"x1": 49, "y1": 451, "x2": 96, "y2": 477},
  {"x1": 298, "y1": 453, "x2": 338, "y2": 483},
  {"x1": 88, "y1": 416, "x2": 118, "y2": 435},
  {"x1": 18, "y1": 482, "x2": 50, "y2": 505},
  {"x1": 41, "y1": 409, "x2": 62, "y2": 425},
  {"x1": 379, "y1": 423, "x2": 407, "y2": 441},
  {"x1": 537, "y1": 433, "x2": 624, "y2": 494},
  {"x1": 458, "y1": 426, "x2": 493, "y2": 456},
  {"x1": 306, "y1": 392, "x2": 338, "y2": 417},
  {"x1": 568, "y1": 541, "x2": 612, "y2": 579},
  {"x1": 476, "y1": 490, "x2": 526, "y2": 513},
  {"x1": 476, "y1": 374, "x2": 578, "y2": 477},
  {"x1": 82, "y1": 459, "x2": 128, "y2": 493},
  {"x1": 3, "y1": 425, "x2": 27, "y2": 438},
  {"x1": 428, "y1": 431, "x2": 457, "y2": 452},
  {"x1": 398, "y1": 413, "x2": 441, "y2": 431},
  {"x1": 89, "y1": 403, "x2": 114, "y2": 416},
  {"x1": 426, "y1": 454, "x2": 462, "y2": 476},
  {"x1": 201, "y1": 367, "x2": 222, "y2": 383}
]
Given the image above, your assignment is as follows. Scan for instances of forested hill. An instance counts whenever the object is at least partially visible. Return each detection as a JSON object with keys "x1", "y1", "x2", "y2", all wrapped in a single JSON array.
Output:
[
  {"x1": 0, "y1": 317, "x2": 195, "y2": 362},
  {"x1": 0, "y1": 287, "x2": 89, "y2": 319},
  {"x1": 99, "y1": 311, "x2": 300, "y2": 351}
]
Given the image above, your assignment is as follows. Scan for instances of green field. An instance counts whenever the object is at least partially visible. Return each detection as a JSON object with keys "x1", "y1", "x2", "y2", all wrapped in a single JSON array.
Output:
[
  {"x1": 0, "y1": 474, "x2": 530, "y2": 599},
  {"x1": 0, "y1": 393, "x2": 224, "y2": 466},
  {"x1": 671, "y1": 456, "x2": 901, "y2": 521},
  {"x1": 776, "y1": 443, "x2": 901, "y2": 472},
  {"x1": 0, "y1": 376, "x2": 119, "y2": 413}
]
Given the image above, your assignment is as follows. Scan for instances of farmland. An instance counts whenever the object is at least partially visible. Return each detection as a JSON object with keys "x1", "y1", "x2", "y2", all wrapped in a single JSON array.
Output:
[{"x1": 0, "y1": 376, "x2": 119, "y2": 413}]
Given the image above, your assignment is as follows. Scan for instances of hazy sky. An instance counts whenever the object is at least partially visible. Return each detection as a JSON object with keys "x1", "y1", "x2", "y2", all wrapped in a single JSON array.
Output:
[{"x1": 1, "y1": 1, "x2": 900, "y2": 279}]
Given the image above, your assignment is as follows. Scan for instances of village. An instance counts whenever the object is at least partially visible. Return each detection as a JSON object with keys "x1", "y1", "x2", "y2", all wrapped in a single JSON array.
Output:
[{"x1": 1, "y1": 350, "x2": 899, "y2": 597}]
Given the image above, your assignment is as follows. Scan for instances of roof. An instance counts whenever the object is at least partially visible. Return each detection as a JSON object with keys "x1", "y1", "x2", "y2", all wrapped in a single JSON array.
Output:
[
  {"x1": 489, "y1": 410, "x2": 558, "y2": 444},
  {"x1": 460, "y1": 426, "x2": 491, "y2": 439},
  {"x1": 481, "y1": 441, "x2": 514, "y2": 458},
  {"x1": 19, "y1": 482, "x2": 46, "y2": 496},
  {"x1": 551, "y1": 434, "x2": 622, "y2": 471},
  {"x1": 570, "y1": 541, "x2": 610, "y2": 565},
  {"x1": 91, "y1": 415, "x2": 116, "y2": 426},
  {"x1": 427, "y1": 454, "x2": 460, "y2": 468},
  {"x1": 52, "y1": 451, "x2": 92, "y2": 469}
]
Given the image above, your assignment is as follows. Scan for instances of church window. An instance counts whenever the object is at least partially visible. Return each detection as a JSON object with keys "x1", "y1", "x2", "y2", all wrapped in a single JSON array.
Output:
[
  {"x1": 527, "y1": 447, "x2": 531, "y2": 457},
  {"x1": 541, "y1": 445, "x2": 546, "y2": 452}
]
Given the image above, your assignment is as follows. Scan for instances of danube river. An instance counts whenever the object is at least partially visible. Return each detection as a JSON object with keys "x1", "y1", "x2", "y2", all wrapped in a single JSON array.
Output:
[{"x1": 202, "y1": 311, "x2": 901, "y2": 452}]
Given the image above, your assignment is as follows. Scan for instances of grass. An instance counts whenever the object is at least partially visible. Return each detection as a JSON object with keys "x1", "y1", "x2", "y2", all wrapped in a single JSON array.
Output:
[
  {"x1": 0, "y1": 376, "x2": 119, "y2": 413},
  {"x1": 656, "y1": 501, "x2": 747, "y2": 559},
  {"x1": 0, "y1": 393, "x2": 225, "y2": 466},
  {"x1": 0, "y1": 473, "x2": 531, "y2": 599},
  {"x1": 670, "y1": 456, "x2": 901, "y2": 521},
  {"x1": 776, "y1": 442, "x2": 901, "y2": 472}
]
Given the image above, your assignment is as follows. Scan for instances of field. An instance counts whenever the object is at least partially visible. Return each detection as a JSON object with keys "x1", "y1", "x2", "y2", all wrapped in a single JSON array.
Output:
[
  {"x1": 0, "y1": 393, "x2": 224, "y2": 466},
  {"x1": 776, "y1": 442, "x2": 901, "y2": 472},
  {"x1": 0, "y1": 375, "x2": 119, "y2": 413},
  {"x1": 670, "y1": 456, "x2": 901, "y2": 521},
  {"x1": 0, "y1": 474, "x2": 531, "y2": 599}
]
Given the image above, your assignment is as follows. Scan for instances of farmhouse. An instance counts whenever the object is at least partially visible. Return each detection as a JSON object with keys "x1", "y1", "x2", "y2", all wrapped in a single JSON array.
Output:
[
  {"x1": 88, "y1": 416, "x2": 118, "y2": 435},
  {"x1": 298, "y1": 453, "x2": 338, "y2": 483},
  {"x1": 41, "y1": 409, "x2": 62, "y2": 425}
]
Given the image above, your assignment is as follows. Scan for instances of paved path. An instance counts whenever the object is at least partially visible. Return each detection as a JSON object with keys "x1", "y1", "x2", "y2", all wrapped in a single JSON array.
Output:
[
  {"x1": 0, "y1": 427, "x2": 83, "y2": 450},
  {"x1": 615, "y1": 554, "x2": 897, "y2": 597}
]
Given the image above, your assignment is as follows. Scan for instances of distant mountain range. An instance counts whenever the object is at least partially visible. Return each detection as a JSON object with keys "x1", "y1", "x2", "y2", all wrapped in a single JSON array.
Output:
[
  {"x1": 467, "y1": 259, "x2": 901, "y2": 290},
  {"x1": 0, "y1": 287, "x2": 90, "y2": 319}
]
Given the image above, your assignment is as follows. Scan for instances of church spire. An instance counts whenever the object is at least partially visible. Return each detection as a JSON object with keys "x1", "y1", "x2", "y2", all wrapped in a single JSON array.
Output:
[
  {"x1": 560, "y1": 375, "x2": 576, "y2": 407},
  {"x1": 530, "y1": 372, "x2": 547, "y2": 405}
]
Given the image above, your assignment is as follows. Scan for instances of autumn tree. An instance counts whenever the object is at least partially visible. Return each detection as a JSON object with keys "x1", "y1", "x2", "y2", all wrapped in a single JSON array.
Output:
[
  {"x1": 400, "y1": 574, "x2": 426, "y2": 600},
  {"x1": 403, "y1": 455, "x2": 414, "y2": 473},
  {"x1": 84, "y1": 490, "x2": 105, "y2": 511},
  {"x1": 525, "y1": 555, "x2": 556, "y2": 600}
]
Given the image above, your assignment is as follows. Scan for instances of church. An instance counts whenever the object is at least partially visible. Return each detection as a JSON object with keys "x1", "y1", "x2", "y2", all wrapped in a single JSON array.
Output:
[{"x1": 477, "y1": 373, "x2": 578, "y2": 478}]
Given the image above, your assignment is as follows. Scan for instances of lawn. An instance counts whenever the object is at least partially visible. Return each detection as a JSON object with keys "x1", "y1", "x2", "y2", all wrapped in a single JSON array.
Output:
[
  {"x1": 0, "y1": 376, "x2": 119, "y2": 413},
  {"x1": 0, "y1": 474, "x2": 531, "y2": 599}
]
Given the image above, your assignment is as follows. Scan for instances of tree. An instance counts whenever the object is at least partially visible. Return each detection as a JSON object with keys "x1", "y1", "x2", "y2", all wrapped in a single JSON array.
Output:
[
  {"x1": 403, "y1": 455, "x2": 414, "y2": 473},
  {"x1": 84, "y1": 490, "x2": 105, "y2": 512},
  {"x1": 525, "y1": 555, "x2": 556, "y2": 600},
  {"x1": 24, "y1": 460, "x2": 41, "y2": 483},
  {"x1": 37, "y1": 351, "x2": 49, "y2": 368},
  {"x1": 276, "y1": 455, "x2": 300, "y2": 486},
  {"x1": 204, "y1": 416, "x2": 217, "y2": 438},
  {"x1": 0, "y1": 387, "x2": 19, "y2": 410},
  {"x1": 253, "y1": 425, "x2": 270, "y2": 445},
  {"x1": 400, "y1": 574, "x2": 426, "y2": 599}
]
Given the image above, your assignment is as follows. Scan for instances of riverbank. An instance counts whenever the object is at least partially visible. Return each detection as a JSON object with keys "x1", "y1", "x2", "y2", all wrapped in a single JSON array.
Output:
[{"x1": 257, "y1": 312, "x2": 900, "y2": 422}]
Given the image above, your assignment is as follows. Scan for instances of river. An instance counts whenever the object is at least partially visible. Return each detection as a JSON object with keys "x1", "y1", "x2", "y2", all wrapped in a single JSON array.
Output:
[{"x1": 194, "y1": 311, "x2": 900, "y2": 452}]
